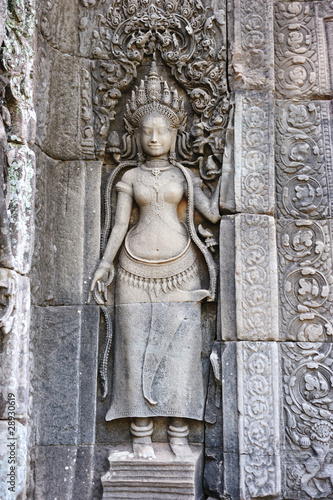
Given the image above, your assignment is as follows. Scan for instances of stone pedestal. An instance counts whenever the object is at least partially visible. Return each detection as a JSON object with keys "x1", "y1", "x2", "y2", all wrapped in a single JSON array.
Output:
[{"x1": 102, "y1": 444, "x2": 203, "y2": 500}]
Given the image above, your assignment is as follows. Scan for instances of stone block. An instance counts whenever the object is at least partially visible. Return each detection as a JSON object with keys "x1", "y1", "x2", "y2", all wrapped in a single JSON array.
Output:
[
  {"x1": 281, "y1": 341, "x2": 333, "y2": 499},
  {"x1": 222, "y1": 453, "x2": 240, "y2": 500},
  {"x1": 220, "y1": 215, "x2": 280, "y2": 343},
  {"x1": 34, "y1": 305, "x2": 99, "y2": 446},
  {"x1": 35, "y1": 36, "x2": 94, "y2": 160},
  {"x1": 237, "y1": 341, "x2": 281, "y2": 499},
  {"x1": 221, "y1": 342, "x2": 239, "y2": 500},
  {"x1": 235, "y1": 214, "x2": 279, "y2": 341},
  {"x1": 276, "y1": 99, "x2": 333, "y2": 219},
  {"x1": 275, "y1": 2, "x2": 333, "y2": 100},
  {"x1": 219, "y1": 217, "x2": 236, "y2": 341},
  {"x1": 7, "y1": 144, "x2": 35, "y2": 275},
  {"x1": 32, "y1": 149, "x2": 101, "y2": 306},
  {"x1": 34, "y1": 445, "x2": 95, "y2": 500},
  {"x1": 203, "y1": 447, "x2": 223, "y2": 500},
  {"x1": 230, "y1": 0, "x2": 274, "y2": 90},
  {"x1": 234, "y1": 90, "x2": 275, "y2": 215},
  {"x1": 101, "y1": 443, "x2": 203, "y2": 500},
  {"x1": 0, "y1": 270, "x2": 30, "y2": 420},
  {"x1": 0, "y1": 420, "x2": 28, "y2": 500},
  {"x1": 204, "y1": 341, "x2": 239, "y2": 500},
  {"x1": 277, "y1": 219, "x2": 333, "y2": 342},
  {"x1": 37, "y1": 0, "x2": 80, "y2": 55}
]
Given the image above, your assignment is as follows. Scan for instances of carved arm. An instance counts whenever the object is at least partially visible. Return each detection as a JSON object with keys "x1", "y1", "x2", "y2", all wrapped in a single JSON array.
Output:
[
  {"x1": 90, "y1": 190, "x2": 132, "y2": 294},
  {"x1": 192, "y1": 175, "x2": 221, "y2": 224}
]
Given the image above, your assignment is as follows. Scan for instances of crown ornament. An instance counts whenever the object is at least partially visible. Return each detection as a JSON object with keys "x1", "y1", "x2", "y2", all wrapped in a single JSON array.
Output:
[{"x1": 125, "y1": 57, "x2": 186, "y2": 128}]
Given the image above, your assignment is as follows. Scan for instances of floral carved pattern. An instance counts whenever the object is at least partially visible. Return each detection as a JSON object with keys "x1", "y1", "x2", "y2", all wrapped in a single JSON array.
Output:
[
  {"x1": 275, "y1": 2, "x2": 331, "y2": 99},
  {"x1": 235, "y1": 215, "x2": 279, "y2": 341},
  {"x1": 283, "y1": 342, "x2": 333, "y2": 499},
  {"x1": 238, "y1": 342, "x2": 280, "y2": 498},
  {"x1": 233, "y1": 0, "x2": 274, "y2": 89},
  {"x1": 276, "y1": 100, "x2": 333, "y2": 219},
  {"x1": 277, "y1": 219, "x2": 333, "y2": 343},
  {"x1": 234, "y1": 91, "x2": 275, "y2": 214}
]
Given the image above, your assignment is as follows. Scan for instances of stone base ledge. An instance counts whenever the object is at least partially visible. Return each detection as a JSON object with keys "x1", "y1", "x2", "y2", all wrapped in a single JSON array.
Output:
[{"x1": 102, "y1": 443, "x2": 203, "y2": 500}]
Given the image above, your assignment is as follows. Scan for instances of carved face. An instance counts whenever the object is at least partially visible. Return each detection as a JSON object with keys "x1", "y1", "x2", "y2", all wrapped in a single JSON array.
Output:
[{"x1": 140, "y1": 114, "x2": 173, "y2": 159}]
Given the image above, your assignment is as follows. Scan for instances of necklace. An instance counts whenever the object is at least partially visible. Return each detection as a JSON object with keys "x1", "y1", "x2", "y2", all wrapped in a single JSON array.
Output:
[{"x1": 141, "y1": 161, "x2": 172, "y2": 178}]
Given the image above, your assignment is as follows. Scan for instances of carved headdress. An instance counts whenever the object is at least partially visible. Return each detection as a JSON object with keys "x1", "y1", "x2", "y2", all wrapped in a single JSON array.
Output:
[{"x1": 125, "y1": 59, "x2": 186, "y2": 128}]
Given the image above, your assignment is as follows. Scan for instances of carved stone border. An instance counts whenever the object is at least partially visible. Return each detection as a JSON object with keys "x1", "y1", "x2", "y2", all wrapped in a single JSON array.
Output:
[
  {"x1": 235, "y1": 214, "x2": 279, "y2": 341},
  {"x1": 234, "y1": 91, "x2": 275, "y2": 215},
  {"x1": 232, "y1": 0, "x2": 274, "y2": 90},
  {"x1": 238, "y1": 341, "x2": 281, "y2": 500}
]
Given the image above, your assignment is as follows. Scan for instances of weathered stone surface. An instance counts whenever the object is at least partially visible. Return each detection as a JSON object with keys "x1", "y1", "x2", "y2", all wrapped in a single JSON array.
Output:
[
  {"x1": 281, "y1": 341, "x2": 333, "y2": 499},
  {"x1": 34, "y1": 444, "x2": 95, "y2": 500},
  {"x1": 6, "y1": 145, "x2": 35, "y2": 275},
  {"x1": 234, "y1": 91, "x2": 275, "y2": 215},
  {"x1": 275, "y1": 2, "x2": 333, "y2": 100},
  {"x1": 237, "y1": 341, "x2": 281, "y2": 500},
  {"x1": 0, "y1": 269, "x2": 30, "y2": 420},
  {"x1": 0, "y1": 3, "x2": 36, "y2": 500},
  {"x1": 204, "y1": 447, "x2": 223, "y2": 500},
  {"x1": 277, "y1": 219, "x2": 333, "y2": 342},
  {"x1": 235, "y1": 214, "x2": 279, "y2": 341},
  {"x1": 276, "y1": 99, "x2": 333, "y2": 219},
  {"x1": 35, "y1": 37, "x2": 93, "y2": 160},
  {"x1": 0, "y1": 420, "x2": 28, "y2": 500},
  {"x1": 38, "y1": 0, "x2": 80, "y2": 55},
  {"x1": 32, "y1": 149, "x2": 101, "y2": 306},
  {"x1": 2, "y1": 1, "x2": 36, "y2": 145},
  {"x1": 34, "y1": 305, "x2": 99, "y2": 446},
  {"x1": 230, "y1": 0, "x2": 274, "y2": 90},
  {"x1": 78, "y1": 0, "x2": 108, "y2": 58}
]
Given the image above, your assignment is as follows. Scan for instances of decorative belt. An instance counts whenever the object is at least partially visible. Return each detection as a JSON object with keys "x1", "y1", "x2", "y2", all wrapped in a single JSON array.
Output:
[{"x1": 118, "y1": 242, "x2": 199, "y2": 296}]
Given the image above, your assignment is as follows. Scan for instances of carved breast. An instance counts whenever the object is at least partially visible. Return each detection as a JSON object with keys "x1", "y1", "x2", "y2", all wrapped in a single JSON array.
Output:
[
  {"x1": 133, "y1": 168, "x2": 184, "y2": 207},
  {"x1": 126, "y1": 167, "x2": 189, "y2": 261}
]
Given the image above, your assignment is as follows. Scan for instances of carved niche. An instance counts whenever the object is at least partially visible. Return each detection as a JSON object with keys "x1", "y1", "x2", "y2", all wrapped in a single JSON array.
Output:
[
  {"x1": 81, "y1": 1, "x2": 230, "y2": 497},
  {"x1": 79, "y1": 0, "x2": 229, "y2": 165}
]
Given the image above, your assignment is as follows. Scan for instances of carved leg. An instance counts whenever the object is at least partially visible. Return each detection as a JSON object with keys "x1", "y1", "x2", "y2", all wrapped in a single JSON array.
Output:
[
  {"x1": 168, "y1": 418, "x2": 193, "y2": 459},
  {"x1": 130, "y1": 418, "x2": 156, "y2": 459}
]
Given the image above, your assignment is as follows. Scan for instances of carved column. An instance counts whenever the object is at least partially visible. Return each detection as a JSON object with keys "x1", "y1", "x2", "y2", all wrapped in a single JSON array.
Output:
[
  {"x1": 275, "y1": 2, "x2": 333, "y2": 497},
  {"x1": 219, "y1": 0, "x2": 282, "y2": 498}
]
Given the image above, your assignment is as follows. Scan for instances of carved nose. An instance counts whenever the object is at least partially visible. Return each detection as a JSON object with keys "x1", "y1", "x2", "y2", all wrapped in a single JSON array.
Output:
[{"x1": 151, "y1": 130, "x2": 158, "y2": 142}]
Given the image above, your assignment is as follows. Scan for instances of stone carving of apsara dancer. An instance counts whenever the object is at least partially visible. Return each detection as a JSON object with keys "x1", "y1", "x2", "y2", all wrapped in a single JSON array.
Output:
[{"x1": 91, "y1": 61, "x2": 221, "y2": 460}]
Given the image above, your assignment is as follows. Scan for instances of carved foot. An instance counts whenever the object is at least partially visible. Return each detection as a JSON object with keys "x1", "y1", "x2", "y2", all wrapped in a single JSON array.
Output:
[
  {"x1": 132, "y1": 439, "x2": 156, "y2": 460},
  {"x1": 169, "y1": 438, "x2": 193, "y2": 460},
  {"x1": 130, "y1": 418, "x2": 155, "y2": 460},
  {"x1": 168, "y1": 419, "x2": 192, "y2": 460}
]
